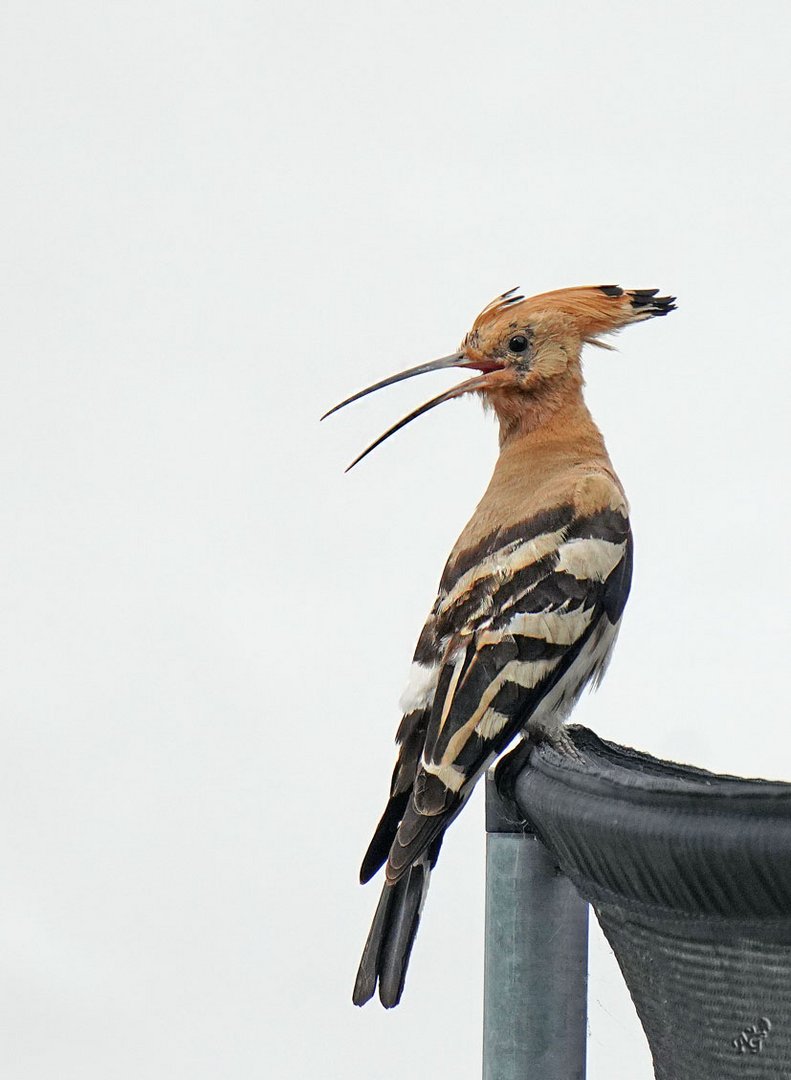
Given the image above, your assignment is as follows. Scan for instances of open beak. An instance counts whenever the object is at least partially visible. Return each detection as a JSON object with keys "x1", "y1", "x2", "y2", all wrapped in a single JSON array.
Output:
[
  {"x1": 321, "y1": 352, "x2": 502, "y2": 471},
  {"x1": 321, "y1": 352, "x2": 472, "y2": 420}
]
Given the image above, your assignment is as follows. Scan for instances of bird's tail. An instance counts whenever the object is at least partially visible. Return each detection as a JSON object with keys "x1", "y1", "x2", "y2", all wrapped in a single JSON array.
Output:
[{"x1": 353, "y1": 844, "x2": 439, "y2": 1008}]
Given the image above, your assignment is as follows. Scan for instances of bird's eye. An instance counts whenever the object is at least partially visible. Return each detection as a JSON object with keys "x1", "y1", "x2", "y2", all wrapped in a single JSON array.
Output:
[{"x1": 508, "y1": 334, "x2": 528, "y2": 353}]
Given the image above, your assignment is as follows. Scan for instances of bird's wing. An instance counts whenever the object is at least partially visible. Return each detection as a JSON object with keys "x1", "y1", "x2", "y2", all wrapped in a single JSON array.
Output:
[{"x1": 363, "y1": 493, "x2": 632, "y2": 885}]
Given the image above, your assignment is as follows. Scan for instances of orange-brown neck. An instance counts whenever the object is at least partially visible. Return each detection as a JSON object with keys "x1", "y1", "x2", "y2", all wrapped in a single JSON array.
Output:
[
  {"x1": 484, "y1": 364, "x2": 585, "y2": 447},
  {"x1": 452, "y1": 388, "x2": 618, "y2": 555}
]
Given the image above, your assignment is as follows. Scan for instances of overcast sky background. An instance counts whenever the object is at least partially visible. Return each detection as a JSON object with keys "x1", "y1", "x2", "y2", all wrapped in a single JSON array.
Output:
[{"x1": 1, "y1": 2, "x2": 790, "y2": 1077}]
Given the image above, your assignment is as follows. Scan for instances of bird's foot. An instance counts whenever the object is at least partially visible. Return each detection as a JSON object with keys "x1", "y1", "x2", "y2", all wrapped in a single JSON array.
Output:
[{"x1": 545, "y1": 726, "x2": 583, "y2": 761}]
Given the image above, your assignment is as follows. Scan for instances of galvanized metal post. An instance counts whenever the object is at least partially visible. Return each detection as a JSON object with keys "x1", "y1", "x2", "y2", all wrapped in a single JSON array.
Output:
[{"x1": 483, "y1": 769, "x2": 589, "y2": 1080}]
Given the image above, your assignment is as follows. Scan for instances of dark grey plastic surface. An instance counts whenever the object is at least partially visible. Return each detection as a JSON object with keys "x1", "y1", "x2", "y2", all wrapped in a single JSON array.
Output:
[{"x1": 509, "y1": 727, "x2": 791, "y2": 1079}]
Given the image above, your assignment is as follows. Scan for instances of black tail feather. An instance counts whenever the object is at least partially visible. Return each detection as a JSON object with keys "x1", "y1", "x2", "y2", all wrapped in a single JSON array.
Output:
[
  {"x1": 353, "y1": 837, "x2": 443, "y2": 1008},
  {"x1": 353, "y1": 875, "x2": 399, "y2": 1006},
  {"x1": 353, "y1": 860, "x2": 428, "y2": 1008},
  {"x1": 359, "y1": 791, "x2": 409, "y2": 885},
  {"x1": 378, "y1": 863, "x2": 427, "y2": 1007}
]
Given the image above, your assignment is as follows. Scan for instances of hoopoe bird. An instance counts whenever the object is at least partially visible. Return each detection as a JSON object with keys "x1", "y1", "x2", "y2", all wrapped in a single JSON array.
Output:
[{"x1": 324, "y1": 284, "x2": 675, "y2": 1007}]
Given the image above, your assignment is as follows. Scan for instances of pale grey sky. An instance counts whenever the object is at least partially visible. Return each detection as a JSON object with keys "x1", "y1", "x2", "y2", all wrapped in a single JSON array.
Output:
[{"x1": 1, "y1": 2, "x2": 790, "y2": 1077}]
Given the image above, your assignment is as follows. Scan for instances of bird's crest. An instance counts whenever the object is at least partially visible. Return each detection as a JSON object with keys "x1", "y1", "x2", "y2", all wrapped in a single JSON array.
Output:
[
  {"x1": 471, "y1": 284, "x2": 676, "y2": 344},
  {"x1": 471, "y1": 285, "x2": 526, "y2": 328}
]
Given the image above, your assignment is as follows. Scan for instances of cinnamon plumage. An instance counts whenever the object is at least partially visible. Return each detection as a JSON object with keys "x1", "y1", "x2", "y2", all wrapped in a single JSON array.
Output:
[{"x1": 324, "y1": 284, "x2": 675, "y2": 1007}]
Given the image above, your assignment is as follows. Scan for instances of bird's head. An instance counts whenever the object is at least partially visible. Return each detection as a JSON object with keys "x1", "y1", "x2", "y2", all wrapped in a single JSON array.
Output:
[{"x1": 323, "y1": 284, "x2": 675, "y2": 469}]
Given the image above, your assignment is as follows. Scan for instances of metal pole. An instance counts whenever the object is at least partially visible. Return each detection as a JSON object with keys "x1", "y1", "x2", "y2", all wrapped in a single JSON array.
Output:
[{"x1": 483, "y1": 770, "x2": 589, "y2": 1080}]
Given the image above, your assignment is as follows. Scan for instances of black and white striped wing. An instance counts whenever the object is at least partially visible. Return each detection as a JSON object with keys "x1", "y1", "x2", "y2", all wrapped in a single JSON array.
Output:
[{"x1": 378, "y1": 504, "x2": 632, "y2": 883}]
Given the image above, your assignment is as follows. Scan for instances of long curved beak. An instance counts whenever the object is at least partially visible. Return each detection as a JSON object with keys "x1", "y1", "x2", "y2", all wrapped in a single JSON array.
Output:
[
  {"x1": 320, "y1": 352, "x2": 469, "y2": 421},
  {"x1": 322, "y1": 350, "x2": 507, "y2": 470},
  {"x1": 342, "y1": 371, "x2": 494, "y2": 471}
]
